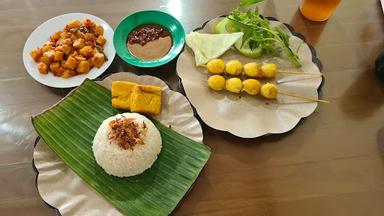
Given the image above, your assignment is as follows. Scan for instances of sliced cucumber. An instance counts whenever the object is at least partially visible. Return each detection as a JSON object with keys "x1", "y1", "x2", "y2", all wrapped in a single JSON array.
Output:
[{"x1": 214, "y1": 17, "x2": 263, "y2": 58}]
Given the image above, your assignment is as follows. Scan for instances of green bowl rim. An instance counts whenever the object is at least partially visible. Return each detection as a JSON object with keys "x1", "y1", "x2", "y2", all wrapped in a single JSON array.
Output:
[{"x1": 113, "y1": 10, "x2": 185, "y2": 68}]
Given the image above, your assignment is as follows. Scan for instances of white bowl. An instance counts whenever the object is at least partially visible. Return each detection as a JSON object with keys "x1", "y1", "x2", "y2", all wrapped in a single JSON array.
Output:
[{"x1": 23, "y1": 13, "x2": 116, "y2": 88}]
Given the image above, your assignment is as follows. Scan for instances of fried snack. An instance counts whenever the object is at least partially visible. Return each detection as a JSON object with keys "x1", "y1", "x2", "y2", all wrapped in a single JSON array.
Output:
[
  {"x1": 76, "y1": 61, "x2": 91, "y2": 74},
  {"x1": 243, "y1": 62, "x2": 262, "y2": 78},
  {"x1": 225, "y1": 60, "x2": 242, "y2": 76},
  {"x1": 242, "y1": 79, "x2": 261, "y2": 95},
  {"x1": 111, "y1": 81, "x2": 137, "y2": 110},
  {"x1": 91, "y1": 53, "x2": 105, "y2": 68},
  {"x1": 261, "y1": 63, "x2": 277, "y2": 78},
  {"x1": 29, "y1": 18, "x2": 107, "y2": 78},
  {"x1": 130, "y1": 85, "x2": 162, "y2": 115},
  {"x1": 37, "y1": 62, "x2": 48, "y2": 74},
  {"x1": 225, "y1": 77, "x2": 242, "y2": 93},
  {"x1": 206, "y1": 59, "x2": 225, "y2": 75},
  {"x1": 260, "y1": 82, "x2": 278, "y2": 99},
  {"x1": 207, "y1": 75, "x2": 226, "y2": 91}
]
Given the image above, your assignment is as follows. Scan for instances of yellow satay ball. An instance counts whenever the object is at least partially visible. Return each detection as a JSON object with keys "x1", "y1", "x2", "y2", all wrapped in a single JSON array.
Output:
[
  {"x1": 243, "y1": 62, "x2": 262, "y2": 78},
  {"x1": 242, "y1": 79, "x2": 261, "y2": 95},
  {"x1": 261, "y1": 63, "x2": 277, "y2": 78},
  {"x1": 260, "y1": 83, "x2": 278, "y2": 99},
  {"x1": 225, "y1": 60, "x2": 243, "y2": 75},
  {"x1": 225, "y1": 77, "x2": 243, "y2": 93},
  {"x1": 206, "y1": 59, "x2": 225, "y2": 75},
  {"x1": 207, "y1": 75, "x2": 226, "y2": 91}
]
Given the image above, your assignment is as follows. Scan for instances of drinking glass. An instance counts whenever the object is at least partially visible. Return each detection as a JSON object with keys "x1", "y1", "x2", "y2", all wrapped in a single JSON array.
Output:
[{"x1": 300, "y1": 0, "x2": 342, "y2": 22}]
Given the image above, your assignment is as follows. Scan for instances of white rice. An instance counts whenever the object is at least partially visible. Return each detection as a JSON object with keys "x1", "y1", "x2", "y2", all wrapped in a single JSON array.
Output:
[{"x1": 92, "y1": 113, "x2": 162, "y2": 177}]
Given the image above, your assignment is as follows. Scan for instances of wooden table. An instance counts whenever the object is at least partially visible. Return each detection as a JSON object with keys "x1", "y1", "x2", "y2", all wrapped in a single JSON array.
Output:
[{"x1": 1, "y1": 0, "x2": 384, "y2": 215}]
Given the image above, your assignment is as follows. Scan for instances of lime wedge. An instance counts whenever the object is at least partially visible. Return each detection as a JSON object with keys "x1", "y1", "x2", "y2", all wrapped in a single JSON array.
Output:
[
  {"x1": 234, "y1": 39, "x2": 263, "y2": 58},
  {"x1": 214, "y1": 18, "x2": 232, "y2": 34}
]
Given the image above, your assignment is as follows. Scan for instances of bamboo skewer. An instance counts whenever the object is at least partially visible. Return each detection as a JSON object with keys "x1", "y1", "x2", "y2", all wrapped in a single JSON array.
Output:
[
  {"x1": 277, "y1": 71, "x2": 323, "y2": 76},
  {"x1": 278, "y1": 91, "x2": 330, "y2": 104}
]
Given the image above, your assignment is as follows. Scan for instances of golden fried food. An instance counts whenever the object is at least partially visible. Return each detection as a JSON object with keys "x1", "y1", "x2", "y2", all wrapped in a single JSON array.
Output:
[
  {"x1": 61, "y1": 69, "x2": 76, "y2": 78},
  {"x1": 225, "y1": 77, "x2": 242, "y2": 93},
  {"x1": 73, "y1": 38, "x2": 85, "y2": 49},
  {"x1": 242, "y1": 79, "x2": 261, "y2": 95},
  {"x1": 207, "y1": 75, "x2": 226, "y2": 91},
  {"x1": 225, "y1": 60, "x2": 243, "y2": 75},
  {"x1": 261, "y1": 63, "x2": 277, "y2": 78},
  {"x1": 76, "y1": 61, "x2": 91, "y2": 74},
  {"x1": 38, "y1": 56, "x2": 50, "y2": 65},
  {"x1": 206, "y1": 59, "x2": 225, "y2": 75},
  {"x1": 111, "y1": 81, "x2": 163, "y2": 115},
  {"x1": 53, "y1": 51, "x2": 64, "y2": 62},
  {"x1": 96, "y1": 35, "x2": 106, "y2": 46},
  {"x1": 91, "y1": 53, "x2": 105, "y2": 68},
  {"x1": 111, "y1": 81, "x2": 137, "y2": 110},
  {"x1": 260, "y1": 82, "x2": 278, "y2": 99},
  {"x1": 130, "y1": 85, "x2": 162, "y2": 115},
  {"x1": 29, "y1": 18, "x2": 107, "y2": 78},
  {"x1": 243, "y1": 62, "x2": 262, "y2": 78},
  {"x1": 37, "y1": 62, "x2": 48, "y2": 74}
]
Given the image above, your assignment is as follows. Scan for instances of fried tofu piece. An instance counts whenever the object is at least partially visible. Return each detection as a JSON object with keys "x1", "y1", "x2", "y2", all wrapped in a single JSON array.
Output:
[
  {"x1": 53, "y1": 51, "x2": 64, "y2": 62},
  {"x1": 79, "y1": 46, "x2": 94, "y2": 58},
  {"x1": 61, "y1": 69, "x2": 75, "y2": 78},
  {"x1": 64, "y1": 55, "x2": 78, "y2": 70},
  {"x1": 111, "y1": 81, "x2": 137, "y2": 110},
  {"x1": 91, "y1": 53, "x2": 105, "y2": 68},
  {"x1": 76, "y1": 60, "x2": 90, "y2": 74},
  {"x1": 37, "y1": 62, "x2": 48, "y2": 74},
  {"x1": 30, "y1": 48, "x2": 43, "y2": 62},
  {"x1": 96, "y1": 35, "x2": 106, "y2": 46},
  {"x1": 130, "y1": 85, "x2": 162, "y2": 115}
]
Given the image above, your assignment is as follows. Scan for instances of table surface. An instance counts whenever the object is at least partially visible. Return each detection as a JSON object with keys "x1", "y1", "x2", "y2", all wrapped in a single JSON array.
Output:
[{"x1": 1, "y1": 0, "x2": 384, "y2": 215}]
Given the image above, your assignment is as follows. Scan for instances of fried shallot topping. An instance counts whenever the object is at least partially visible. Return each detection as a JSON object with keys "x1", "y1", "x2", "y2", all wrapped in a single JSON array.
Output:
[{"x1": 108, "y1": 117, "x2": 147, "y2": 149}]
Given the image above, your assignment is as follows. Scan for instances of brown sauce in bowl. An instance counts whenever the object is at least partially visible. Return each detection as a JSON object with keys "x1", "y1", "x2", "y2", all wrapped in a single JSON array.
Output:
[{"x1": 127, "y1": 24, "x2": 173, "y2": 61}]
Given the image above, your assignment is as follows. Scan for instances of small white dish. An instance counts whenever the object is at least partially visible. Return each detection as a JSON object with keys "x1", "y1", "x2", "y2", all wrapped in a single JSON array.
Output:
[{"x1": 23, "y1": 13, "x2": 115, "y2": 88}]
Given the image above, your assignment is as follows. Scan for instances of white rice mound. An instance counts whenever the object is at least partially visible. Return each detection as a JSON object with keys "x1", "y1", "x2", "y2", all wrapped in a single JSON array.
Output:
[{"x1": 92, "y1": 113, "x2": 162, "y2": 177}]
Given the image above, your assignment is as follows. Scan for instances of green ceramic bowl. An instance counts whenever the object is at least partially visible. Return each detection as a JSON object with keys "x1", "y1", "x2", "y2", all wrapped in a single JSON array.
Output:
[{"x1": 113, "y1": 10, "x2": 185, "y2": 68}]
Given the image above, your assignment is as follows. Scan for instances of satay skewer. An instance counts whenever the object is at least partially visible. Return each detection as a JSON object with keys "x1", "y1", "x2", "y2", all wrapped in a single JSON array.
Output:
[
  {"x1": 207, "y1": 75, "x2": 330, "y2": 104},
  {"x1": 202, "y1": 59, "x2": 322, "y2": 78}
]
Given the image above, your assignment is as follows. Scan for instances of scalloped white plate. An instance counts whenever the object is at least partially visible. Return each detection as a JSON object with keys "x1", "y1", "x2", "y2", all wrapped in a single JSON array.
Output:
[
  {"x1": 33, "y1": 72, "x2": 203, "y2": 216},
  {"x1": 23, "y1": 13, "x2": 116, "y2": 88},
  {"x1": 176, "y1": 17, "x2": 322, "y2": 138}
]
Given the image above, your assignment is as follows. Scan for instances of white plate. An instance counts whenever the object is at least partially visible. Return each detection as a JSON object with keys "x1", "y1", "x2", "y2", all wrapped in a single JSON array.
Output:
[
  {"x1": 177, "y1": 17, "x2": 322, "y2": 138},
  {"x1": 23, "y1": 13, "x2": 116, "y2": 88},
  {"x1": 33, "y1": 72, "x2": 203, "y2": 216}
]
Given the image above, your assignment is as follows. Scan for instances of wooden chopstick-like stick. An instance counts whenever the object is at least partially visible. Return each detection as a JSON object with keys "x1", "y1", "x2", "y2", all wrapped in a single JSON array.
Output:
[
  {"x1": 278, "y1": 91, "x2": 330, "y2": 104},
  {"x1": 278, "y1": 70, "x2": 323, "y2": 76}
]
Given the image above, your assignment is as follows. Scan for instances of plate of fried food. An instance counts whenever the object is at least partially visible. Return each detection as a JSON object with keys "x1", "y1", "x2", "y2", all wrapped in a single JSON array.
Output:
[
  {"x1": 176, "y1": 2, "x2": 328, "y2": 138},
  {"x1": 23, "y1": 13, "x2": 115, "y2": 88}
]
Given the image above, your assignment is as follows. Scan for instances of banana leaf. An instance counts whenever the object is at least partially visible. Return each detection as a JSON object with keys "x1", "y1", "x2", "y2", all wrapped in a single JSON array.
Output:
[{"x1": 32, "y1": 79, "x2": 211, "y2": 216}]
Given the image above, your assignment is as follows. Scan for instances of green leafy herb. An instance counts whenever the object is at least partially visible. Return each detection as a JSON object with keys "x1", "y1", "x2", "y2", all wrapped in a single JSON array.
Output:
[
  {"x1": 225, "y1": 1, "x2": 302, "y2": 67},
  {"x1": 239, "y1": 0, "x2": 265, "y2": 7}
]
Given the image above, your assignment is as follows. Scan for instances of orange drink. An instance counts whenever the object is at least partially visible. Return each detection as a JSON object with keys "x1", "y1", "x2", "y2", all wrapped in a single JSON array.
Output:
[{"x1": 300, "y1": 0, "x2": 342, "y2": 22}]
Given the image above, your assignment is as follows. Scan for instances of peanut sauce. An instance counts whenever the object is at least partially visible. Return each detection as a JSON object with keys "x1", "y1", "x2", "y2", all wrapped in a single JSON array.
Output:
[{"x1": 127, "y1": 24, "x2": 172, "y2": 60}]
